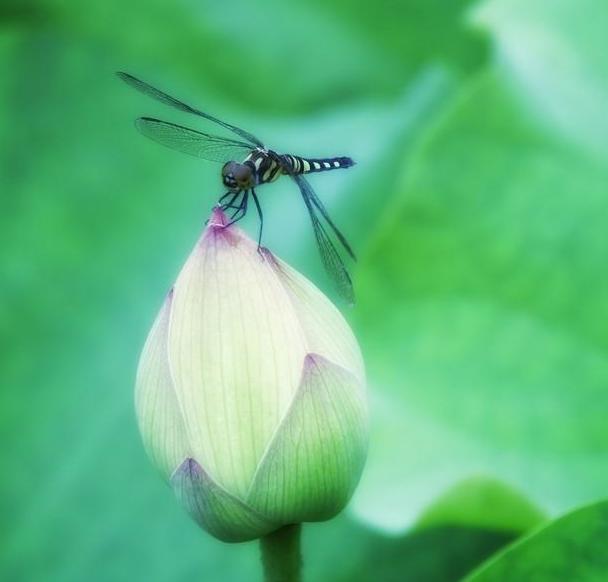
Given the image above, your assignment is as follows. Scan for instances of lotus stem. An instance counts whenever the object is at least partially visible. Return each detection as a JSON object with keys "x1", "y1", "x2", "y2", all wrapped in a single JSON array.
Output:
[{"x1": 260, "y1": 524, "x2": 302, "y2": 582}]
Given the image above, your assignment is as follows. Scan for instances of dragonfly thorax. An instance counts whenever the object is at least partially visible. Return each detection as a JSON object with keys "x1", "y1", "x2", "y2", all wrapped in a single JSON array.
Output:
[{"x1": 222, "y1": 161, "x2": 255, "y2": 192}]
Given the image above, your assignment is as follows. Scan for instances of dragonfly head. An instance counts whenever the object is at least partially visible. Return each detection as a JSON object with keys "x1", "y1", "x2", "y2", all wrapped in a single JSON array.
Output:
[{"x1": 222, "y1": 162, "x2": 255, "y2": 192}]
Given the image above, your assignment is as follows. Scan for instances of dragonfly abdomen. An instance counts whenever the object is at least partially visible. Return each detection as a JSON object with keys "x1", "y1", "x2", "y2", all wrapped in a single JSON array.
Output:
[{"x1": 282, "y1": 155, "x2": 354, "y2": 175}]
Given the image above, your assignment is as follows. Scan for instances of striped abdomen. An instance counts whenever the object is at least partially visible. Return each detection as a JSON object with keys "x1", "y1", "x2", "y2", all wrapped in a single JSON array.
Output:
[
  {"x1": 242, "y1": 149, "x2": 355, "y2": 186},
  {"x1": 282, "y1": 154, "x2": 355, "y2": 175}
]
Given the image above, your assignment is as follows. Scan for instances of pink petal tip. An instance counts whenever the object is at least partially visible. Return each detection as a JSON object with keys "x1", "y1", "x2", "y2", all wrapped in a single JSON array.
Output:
[
  {"x1": 208, "y1": 206, "x2": 230, "y2": 227},
  {"x1": 303, "y1": 352, "x2": 327, "y2": 371},
  {"x1": 201, "y1": 206, "x2": 239, "y2": 247}
]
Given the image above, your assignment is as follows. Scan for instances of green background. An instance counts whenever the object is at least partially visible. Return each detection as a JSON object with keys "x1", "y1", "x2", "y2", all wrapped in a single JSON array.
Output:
[{"x1": 2, "y1": 0, "x2": 608, "y2": 580}]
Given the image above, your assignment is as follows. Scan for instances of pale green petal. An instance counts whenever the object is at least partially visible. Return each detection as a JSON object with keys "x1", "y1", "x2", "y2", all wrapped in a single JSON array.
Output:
[
  {"x1": 171, "y1": 458, "x2": 277, "y2": 543},
  {"x1": 168, "y1": 222, "x2": 308, "y2": 497},
  {"x1": 265, "y1": 251, "x2": 365, "y2": 386},
  {"x1": 135, "y1": 291, "x2": 190, "y2": 479},
  {"x1": 247, "y1": 353, "x2": 368, "y2": 523}
]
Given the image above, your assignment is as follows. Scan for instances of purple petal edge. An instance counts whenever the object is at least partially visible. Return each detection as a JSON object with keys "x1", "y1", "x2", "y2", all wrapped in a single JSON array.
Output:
[
  {"x1": 173, "y1": 457, "x2": 205, "y2": 482},
  {"x1": 302, "y1": 352, "x2": 327, "y2": 373}
]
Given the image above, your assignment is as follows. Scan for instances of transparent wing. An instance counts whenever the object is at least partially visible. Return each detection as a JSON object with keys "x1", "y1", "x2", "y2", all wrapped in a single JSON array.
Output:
[
  {"x1": 117, "y1": 72, "x2": 264, "y2": 147},
  {"x1": 292, "y1": 171, "x2": 356, "y2": 261},
  {"x1": 135, "y1": 117, "x2": 254, "y2": 163},
  {"x1": 288, "y1": 169, "x2": 355, "y2": 304}
]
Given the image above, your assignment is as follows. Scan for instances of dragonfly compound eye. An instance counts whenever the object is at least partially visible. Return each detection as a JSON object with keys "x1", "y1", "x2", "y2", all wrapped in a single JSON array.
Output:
[
  {"x1": 222, "y1": 162, "x2": 239, "y2": 189},
  {"x1": 232, "y1": 163, "x2": 254, "y2": 188},
  {"x1": 221, "y1": 162, "x2": 252, "y2": 190}
]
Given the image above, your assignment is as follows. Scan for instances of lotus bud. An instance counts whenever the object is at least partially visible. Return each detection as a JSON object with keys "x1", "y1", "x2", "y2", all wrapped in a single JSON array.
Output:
[{"x1": 135, "y1": 207, "x2": 367, "y2": 542}]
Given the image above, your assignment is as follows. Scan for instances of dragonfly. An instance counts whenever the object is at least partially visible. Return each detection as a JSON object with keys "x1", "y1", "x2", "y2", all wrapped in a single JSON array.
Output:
[{"x1": 117, "y1": 72, "x2": 357, "y2": 303}]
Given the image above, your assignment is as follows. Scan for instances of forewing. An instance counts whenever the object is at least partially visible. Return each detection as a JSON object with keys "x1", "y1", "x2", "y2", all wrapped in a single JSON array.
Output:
[
  {"x1": 288, "y1": 171, "x2": 355, "y2": 304},
  {"x1": 118, "y1": 71, "x2": 265, "y2": 147},
  {"x1": 136, "y1": 117, "x2": 253, "y2": 163}
]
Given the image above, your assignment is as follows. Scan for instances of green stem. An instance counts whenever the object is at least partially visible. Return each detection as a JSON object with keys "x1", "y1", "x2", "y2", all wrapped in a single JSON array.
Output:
[{"x1": 260, "y1": 524, "x2": 302, "y2": 582}]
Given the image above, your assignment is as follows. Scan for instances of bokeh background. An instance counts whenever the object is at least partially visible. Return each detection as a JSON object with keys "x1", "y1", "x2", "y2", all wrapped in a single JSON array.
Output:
[{"x1": 2, "y1": 0, "x2": 608, "y2": 580}]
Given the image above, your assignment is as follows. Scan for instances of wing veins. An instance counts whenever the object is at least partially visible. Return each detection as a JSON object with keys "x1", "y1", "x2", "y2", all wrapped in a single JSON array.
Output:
[
  {"x1": 294, "y1": 173, "x2": 356, "y2": 261},
  {"x1": 135, "y1": 117, "x2": 254, "y2": 163},
  {"x1": 117, "y1": 71, "x2": 264, "y2": 147},
  {"x1": 284, "y1": 167, "x2": 355, "y2": 303}
]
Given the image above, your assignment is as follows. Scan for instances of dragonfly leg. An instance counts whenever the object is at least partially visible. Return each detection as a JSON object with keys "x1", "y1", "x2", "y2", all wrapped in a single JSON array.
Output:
[
  {"x1": 206, "y1": 192, "x2": 240, "y2": 225},
  {"x1": 219, "y1": 191, "x2": 242, "y2": 212},
  {"x1": 251, "y1": 189, "x2": 264, "y2": 251},
  {"x1": 219, "y1": 191, "x2": 238, "y2": 206},
  {"x1": 225, "y1": 191, "x2": 249, "y2": 226}
]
